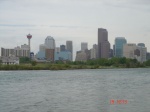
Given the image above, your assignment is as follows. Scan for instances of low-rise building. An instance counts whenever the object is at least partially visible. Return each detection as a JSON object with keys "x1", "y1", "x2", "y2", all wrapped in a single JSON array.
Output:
[{"x1": 0, "y1": 56, "x2": 19, "y2": 65}]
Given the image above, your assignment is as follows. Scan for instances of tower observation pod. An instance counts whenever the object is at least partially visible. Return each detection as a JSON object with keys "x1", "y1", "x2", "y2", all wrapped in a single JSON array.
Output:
[{"x1": 27, "y1": 34, "x2": 32, "y2": 58}]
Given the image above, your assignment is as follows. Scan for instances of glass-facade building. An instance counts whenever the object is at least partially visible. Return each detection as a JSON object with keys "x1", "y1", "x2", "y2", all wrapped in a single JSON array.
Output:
[
  {"x1": 55, "y1": 51, "x2": 72, "y2": 61},
  {"x1": 115, "y1": 37, "x2": 127, "y2": 57}
]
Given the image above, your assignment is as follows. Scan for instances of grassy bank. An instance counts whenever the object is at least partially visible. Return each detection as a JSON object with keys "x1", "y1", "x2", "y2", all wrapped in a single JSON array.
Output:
[
  {"x1": 0, "y1": 63, "x2": 149, "y2": 70},
  {"x1": 3, "y1": 57, "x2": 146, "y2": 70}
]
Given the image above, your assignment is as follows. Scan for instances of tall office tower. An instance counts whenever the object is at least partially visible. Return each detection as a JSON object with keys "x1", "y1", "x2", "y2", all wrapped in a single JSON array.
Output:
[
  {"x1": 138, "y1": 43, "x2": 145, "y2": 47},
  {"x1": 45, "y1": 36, "x2": 55, "y2": 49},
  {"x1": 90, "y1": 48, "x2": 96, "y2": 59},
  {"x1": 93, "y1": 44, "x2": 98, "y2": 58},
  {"x1": 98, "y1": 28, "x2": 110, "y2": 58},
  {"x1": 27, "y1": 34, "x2": 32, "y2": 57},
  {"x1": 66, "y1": 41, "x2": 73, "y2": 61},
  {"x1": 114, "y1": 37, "x2": 127, "y2": 57},
  {"x1": 60, "y1": 45, "x2": 66, "y2": 51},
  {"x1": 81, "y1": 42, "x2": 88, "y2": 51}
]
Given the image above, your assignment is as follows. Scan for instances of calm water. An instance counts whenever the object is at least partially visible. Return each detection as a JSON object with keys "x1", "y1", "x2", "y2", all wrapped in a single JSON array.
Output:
[{"x1": 0, "y1": 68, "x2": 150, "y2": 112}]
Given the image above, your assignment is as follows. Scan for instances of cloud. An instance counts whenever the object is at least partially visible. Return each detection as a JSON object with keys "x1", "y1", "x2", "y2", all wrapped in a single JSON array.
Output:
[{"x1": 0, "y1": 24, "x2": 36, "y2": 27}]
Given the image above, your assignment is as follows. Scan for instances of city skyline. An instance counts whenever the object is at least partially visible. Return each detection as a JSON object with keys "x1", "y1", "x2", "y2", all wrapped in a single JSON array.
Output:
[{"x1": 0, "y1": 0, "x2": 150, "y2": 59}]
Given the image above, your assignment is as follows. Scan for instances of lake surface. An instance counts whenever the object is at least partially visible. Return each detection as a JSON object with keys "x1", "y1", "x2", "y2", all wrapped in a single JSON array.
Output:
[{"x1": 0, "y1": 68, "x2": 150, "y2": 112}]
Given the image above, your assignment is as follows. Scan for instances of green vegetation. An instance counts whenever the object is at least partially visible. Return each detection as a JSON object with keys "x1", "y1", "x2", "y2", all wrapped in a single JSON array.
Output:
[
  {"x1": 70, "y1": 57, "x2": 147, "y2": 68},
  {"x1": 0, "y1": 57, "x2": 150, "y2": 70},
  {"x1": 31, "y1": 61, "x2": 37, "y2": 66},
  {"x1": 20, "y1": 57, "x2": 31, "y2": 63}
]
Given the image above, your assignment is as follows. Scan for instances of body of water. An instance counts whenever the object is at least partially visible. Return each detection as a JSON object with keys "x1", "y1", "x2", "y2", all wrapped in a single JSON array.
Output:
[{"x1": 0, "y1": 68, "x2": 150, "y2": 112}]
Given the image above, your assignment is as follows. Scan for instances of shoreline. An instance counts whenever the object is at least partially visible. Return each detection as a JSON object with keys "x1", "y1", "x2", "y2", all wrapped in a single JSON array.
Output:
[{"x1": 0, "y1": 64, "x2": 149, "y2": 71}]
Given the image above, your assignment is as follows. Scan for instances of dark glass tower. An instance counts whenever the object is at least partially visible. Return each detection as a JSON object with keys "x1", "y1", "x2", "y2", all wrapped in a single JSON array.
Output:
[{"x1": 98, "y1": 28, "x2": 110, "y2": 58}]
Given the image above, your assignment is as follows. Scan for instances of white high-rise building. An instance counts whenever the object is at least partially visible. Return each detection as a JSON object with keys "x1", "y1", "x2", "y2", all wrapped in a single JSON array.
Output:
[
  {"x1": 123, "y1": 43, "x2": 147, "y2": 63},
  {"x1": 45, "y1": 36, "x2": 55, "y2": 49},
  {"x1": 90, "y1": 48, "x2": 96, "y2": 59}
]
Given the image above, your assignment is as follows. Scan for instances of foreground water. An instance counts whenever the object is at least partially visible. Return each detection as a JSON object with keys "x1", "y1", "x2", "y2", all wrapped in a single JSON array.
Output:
[{"x1": 0, "y1": 68, "x2": 150, "y2": 112}]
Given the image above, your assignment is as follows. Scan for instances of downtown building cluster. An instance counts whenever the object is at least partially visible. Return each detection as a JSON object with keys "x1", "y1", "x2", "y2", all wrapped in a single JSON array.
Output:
[
  {"x1": 0, "y1": 34, "x2": 33, "y2": 64},
  {"x1": 1, "y1": 28, "x2": 150, "y2": 65},
  {"x1": 36, "y1": 36, "x2": 73, "y2": 62},
  {"x1": 75, "y1": 28, "x2": 150, "y2": 63}
]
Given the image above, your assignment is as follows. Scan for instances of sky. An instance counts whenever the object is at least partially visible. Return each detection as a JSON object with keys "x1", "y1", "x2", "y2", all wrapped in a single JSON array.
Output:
[{"x1": 0, "y1": 0, "x2": 150, "y2": 59}]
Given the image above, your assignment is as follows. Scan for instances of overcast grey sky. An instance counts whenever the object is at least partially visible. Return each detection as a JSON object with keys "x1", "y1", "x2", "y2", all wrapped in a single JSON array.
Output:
[{"x1": 0, "y1": 0, "x2": 150, "y2": 58}]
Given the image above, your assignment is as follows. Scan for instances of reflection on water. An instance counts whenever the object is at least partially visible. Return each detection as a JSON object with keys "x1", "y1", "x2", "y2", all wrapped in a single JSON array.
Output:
[{"x1": 0, "y1": 68, "x2": 150, "y2": 112}]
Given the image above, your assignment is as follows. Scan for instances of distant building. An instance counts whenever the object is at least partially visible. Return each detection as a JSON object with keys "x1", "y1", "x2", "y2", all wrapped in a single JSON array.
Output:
[
  {"x1": 55, "y1": 51, "x2": 72, "y2": 61},
  {"x1": 0, "y1": 56, "x2": 19, "y2": 65},
  {"x1": 1, "y1": 44, "x2": 29, "y2": 57},
  {"x1": 81, "y1": 42, "x2": 88, "y2": 51},
  {"x1": 113, "y1": 44, "x2": 115, "y2": 56},
  {"x1": 147, "y1": 52, "x2": 150, "y2": 60},
  {"x1": 109, "y1": 49, "x2": 113, "y2": 58},
  {"x1": 45, "y1": 36, "x2": 55, "y2": 49},
  {"x1": 123, "y1": 43, "x2": 147, "y2": 63},
  {"x1": 75, "y1": 51, "x2": 87, "y2": 61},
  {"x1": 36, "y1": 51, "x2": 45, "y2": 60},
  {"x1": 66, "y1": 41, "x2": 73, "y2": 61},
  {"x1": 14, "y1": 45, "x2": 29, "y2": 57},
  {"x1": 36, "y1": 36, "x2": 55, "y2": 61},
  {"x1": 114, "y1": 37, "x2": 127, "y2": 57},
  {"x1": 93, "y1": 44, "x2": 98, "y2": 58},
  {"x1": 21, "y1": 44, "x2": 29, "y2": 50},
  {"x1": 45, "y1": 49, "x2": 54, "y2": 62},
  {"x1": 60, "y1": 45, "x2": 66, "y2": 52},
  {"x1": 90, "y1": 48, "x2": 96, "y2": 59},
  {"x1": 85, "y1": 49, "x2": 91, "y2": 60},
  {"x1": 30, "y1": 52, "x2": 34, "y2": 60},
  {"x1": 39, "y1": 44, "x2": 46, "y2": 52},
  {"x1": 137, "y1": 43, "x2": 145, "y2": 47},
  {"x1": 55, "y1": 47, "x2": 60, "y2": 53},
  {"x1": 98, "y1": 28, "x2": 110, "y2": 58},
  {"x1": 1, "y1": 48, "x2": 14, "y2": 57}
]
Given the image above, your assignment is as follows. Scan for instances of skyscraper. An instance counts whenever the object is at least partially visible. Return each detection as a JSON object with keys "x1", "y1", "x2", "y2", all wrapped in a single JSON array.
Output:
[
  {"x1": 93, "y1": 44, "x2": 98, "y2": 58},
  {"x1": 81, "y1": 42, "x2": 88, "y2": 51},
  {"x1": 66, "y1": 41, "x2": 73, "y2": 61},
  {"x1": 60, "y1": 45, "x2": 66, "y2": 51},
  {"x1": 114, "y1": 37, "x2": 127, "y2": 57},
  {"x1": 45, "y1": 36, "x2": 55, "y2": 49},
  {"x1": 98, "y1": 28, "x2": 110, "y2": 58}
]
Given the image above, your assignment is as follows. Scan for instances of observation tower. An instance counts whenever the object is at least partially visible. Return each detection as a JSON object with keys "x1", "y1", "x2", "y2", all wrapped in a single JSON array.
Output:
[{"x1": 27, "y1": 34, "x2": 32, "y2": 57}]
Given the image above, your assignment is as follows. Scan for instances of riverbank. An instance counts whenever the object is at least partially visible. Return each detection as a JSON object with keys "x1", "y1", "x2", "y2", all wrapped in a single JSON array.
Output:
[{"x1": 0, "y1": 63, "x2": 149, "y2": 70}]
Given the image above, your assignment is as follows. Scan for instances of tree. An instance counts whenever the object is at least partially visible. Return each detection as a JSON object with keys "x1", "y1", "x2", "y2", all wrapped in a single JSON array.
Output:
[
  {"x1": 20, "y1": 57, "x2": 31, "y2": 63},
  {"x1": 31, "y1": 61, "x2": 37, "y2": 66}
]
